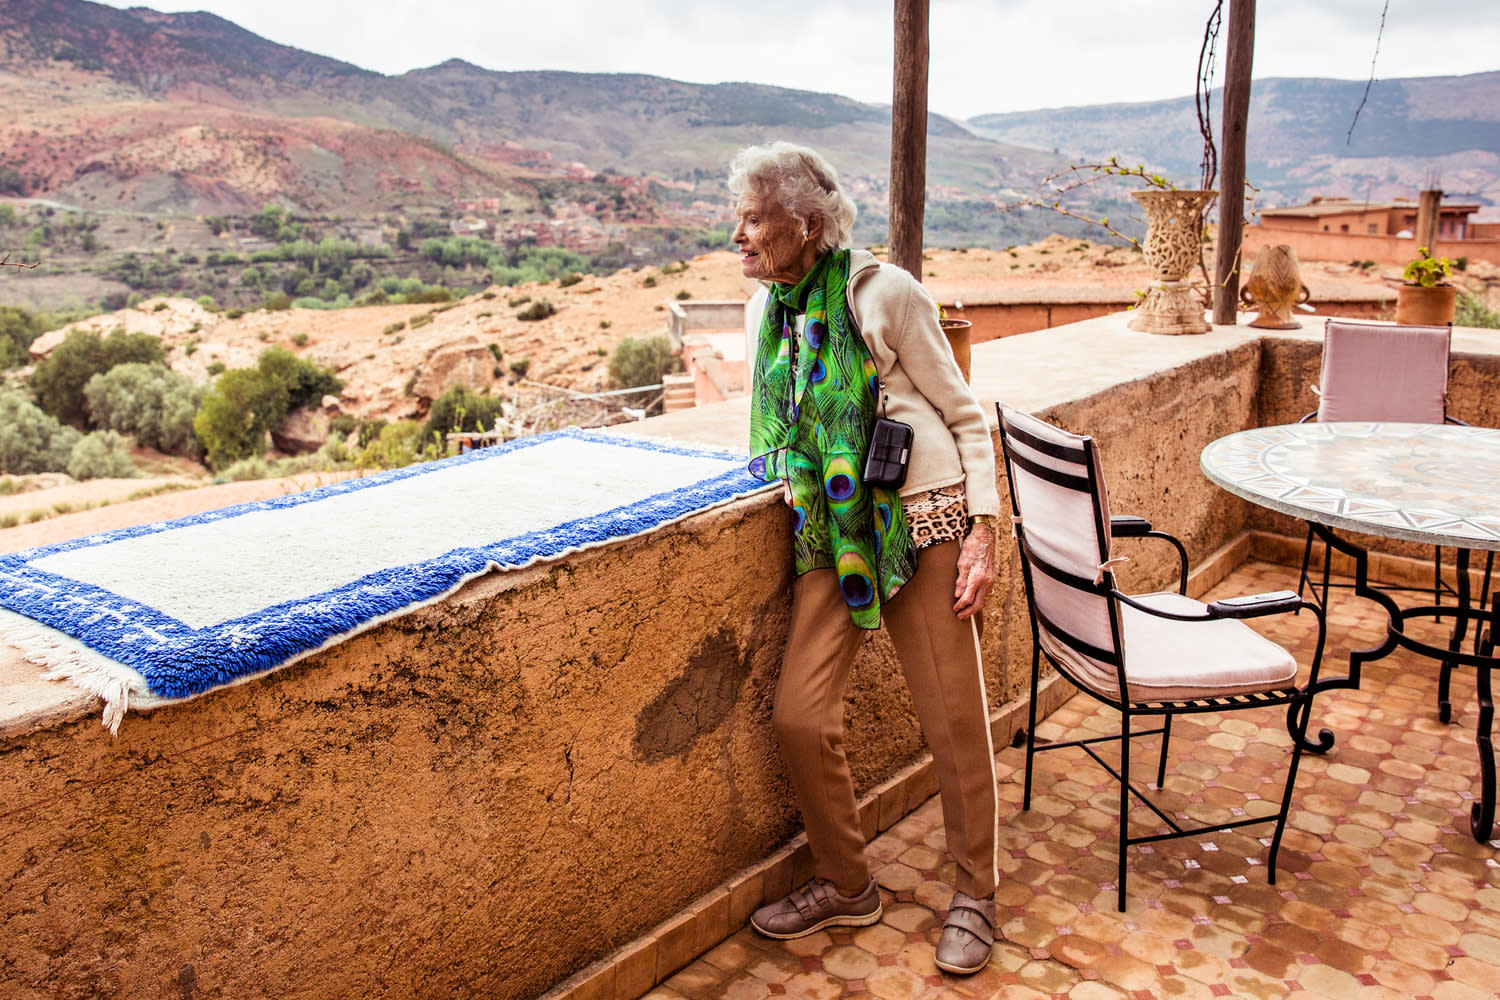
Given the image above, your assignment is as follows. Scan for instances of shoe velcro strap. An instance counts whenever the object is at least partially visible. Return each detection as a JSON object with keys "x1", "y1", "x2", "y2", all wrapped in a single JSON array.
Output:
[
  {"x1": 793, "y1": 881, "x2": 834, "y2": 915},
  {"x1": 945, "y1": 905, "x2": 994, "y2": 941}
]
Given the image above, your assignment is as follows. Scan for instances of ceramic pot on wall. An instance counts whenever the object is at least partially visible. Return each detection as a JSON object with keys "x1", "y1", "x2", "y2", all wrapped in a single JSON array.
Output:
[
  {"x1": 1395, "y1": 284, "x2": 1458, "y2": 326},
  {"x1": 940, "y1": 318, "x2": 972, "y2": 383},
  {"x1": 1128, "y1": 189, "x2": 1217, "y2": 335},
  {"x1": 1241, "y1": 243, "x2": 1310, "y2": 329}
]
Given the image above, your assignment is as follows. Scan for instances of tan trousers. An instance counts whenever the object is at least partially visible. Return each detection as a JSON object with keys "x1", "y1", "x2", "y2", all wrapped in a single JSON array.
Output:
[{"x1": 773, "y1": 541, "x2": 999, "y2": 899}]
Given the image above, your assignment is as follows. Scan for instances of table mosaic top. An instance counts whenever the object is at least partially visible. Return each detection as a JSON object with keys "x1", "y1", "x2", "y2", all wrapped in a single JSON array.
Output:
[{"x1": 1200, "y1": 422, "x2": 1500, "y2": 551}]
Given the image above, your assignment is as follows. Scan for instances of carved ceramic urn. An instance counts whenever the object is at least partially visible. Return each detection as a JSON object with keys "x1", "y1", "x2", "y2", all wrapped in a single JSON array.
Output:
[
  {"x1": 1128, "y1": 189, "x2": 1217, "y2": 335},
  {"x1": 1241, "y1": 243, "x2": 1310, "y2": 329}
]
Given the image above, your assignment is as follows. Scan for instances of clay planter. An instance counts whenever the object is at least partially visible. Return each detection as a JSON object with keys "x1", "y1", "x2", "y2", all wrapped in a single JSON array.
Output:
[
  {"x1": 940, "y1": 318, "x2": 972, "y2": 383},
  {"x1": 1395, "y1": 283, "x2": 1457, "y2": 326},
  {"x1": 1128, "y1": 189, "x2": 1217, "y2": 336}
]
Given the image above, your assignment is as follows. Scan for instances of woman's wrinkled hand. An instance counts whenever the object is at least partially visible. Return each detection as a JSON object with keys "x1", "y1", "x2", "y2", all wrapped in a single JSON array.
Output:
[{"x1": 953, "y1": 521, "x2": 997, "y2": 619}]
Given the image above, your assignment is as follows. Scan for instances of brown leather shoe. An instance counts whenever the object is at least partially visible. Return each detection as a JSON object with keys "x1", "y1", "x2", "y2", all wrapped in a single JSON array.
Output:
[
  {"x1": 935, "y1": 890, "x2": 996, "y2": 975},
  {"x1": 749, "y1": 877, "x2": 882, "y2": 939}
]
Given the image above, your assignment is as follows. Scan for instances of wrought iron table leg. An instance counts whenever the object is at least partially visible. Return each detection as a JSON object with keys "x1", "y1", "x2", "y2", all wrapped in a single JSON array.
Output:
[
  {"x1": 1441, "y1": 549, "x2": 1473, "y2": 724},
  {"x1": 1472, "y1": 658, "x2": 1496, "y2": 841}
]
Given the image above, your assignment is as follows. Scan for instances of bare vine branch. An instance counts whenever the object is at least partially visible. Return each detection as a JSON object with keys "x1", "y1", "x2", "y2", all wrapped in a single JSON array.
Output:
[
  {"x1": 1, "y1": 251, "x2": 39, "y2": 270},
  {"x1": 1196, "y1": 1, "x2": 1224, "y2": 190},
  {"x1": 1347, "y1": 0, "x2": 1390, "y2": 145}
]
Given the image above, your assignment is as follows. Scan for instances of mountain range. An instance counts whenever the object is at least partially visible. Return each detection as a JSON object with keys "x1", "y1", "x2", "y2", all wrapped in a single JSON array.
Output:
[{"x1": 1, "y1": 0, "x2": 1497, "y2": 244}]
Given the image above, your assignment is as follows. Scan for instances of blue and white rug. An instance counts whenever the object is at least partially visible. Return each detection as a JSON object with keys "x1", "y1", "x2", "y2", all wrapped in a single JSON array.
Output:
[{"x1": 0, "y1": 428, "x2": 767, "y2": 733}]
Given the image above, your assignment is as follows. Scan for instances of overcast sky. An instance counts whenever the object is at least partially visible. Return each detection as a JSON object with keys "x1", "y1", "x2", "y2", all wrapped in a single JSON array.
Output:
[{"x1": 96, "y1": 1, "x2": 1499, "y2": 120}]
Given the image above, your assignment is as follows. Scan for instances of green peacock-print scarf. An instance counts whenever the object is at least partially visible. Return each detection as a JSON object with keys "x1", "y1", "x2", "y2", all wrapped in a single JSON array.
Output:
[{"x1": 747, "y1": 250, "x2": 917, "y2": 629}]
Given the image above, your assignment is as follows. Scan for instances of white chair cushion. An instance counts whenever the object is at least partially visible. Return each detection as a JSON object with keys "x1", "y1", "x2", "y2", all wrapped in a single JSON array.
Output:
[
  {"x1": 1119, "y1": 592, "x2": 1298, "y2": 702},
  {"x1": 1042, "y1": 591, "x2": 1298, "y2": 703}
]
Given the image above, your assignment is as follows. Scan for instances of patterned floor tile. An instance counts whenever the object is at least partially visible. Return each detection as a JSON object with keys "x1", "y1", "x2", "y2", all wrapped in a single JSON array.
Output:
[{"x1": 641, "y1": 562, "x2": 1500, "y2": 1000}]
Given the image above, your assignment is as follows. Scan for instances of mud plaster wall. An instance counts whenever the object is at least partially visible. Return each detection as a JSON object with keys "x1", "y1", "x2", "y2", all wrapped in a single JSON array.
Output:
[{"x1": 0, "y1": 334, "x2": 1277, "y2": 1000}]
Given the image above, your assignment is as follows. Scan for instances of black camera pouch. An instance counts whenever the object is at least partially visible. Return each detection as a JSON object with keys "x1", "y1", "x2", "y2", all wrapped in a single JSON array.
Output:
[{"x1": 863, "y1": 390, "x2": 912, "y2": 489}]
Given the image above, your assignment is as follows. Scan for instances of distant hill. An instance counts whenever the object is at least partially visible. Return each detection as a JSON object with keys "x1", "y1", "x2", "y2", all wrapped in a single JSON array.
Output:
[
  {"x1": 0, "y1": 0, "x2": 1496, "y2": 319},
  {"x1": 967, "y1": 72, "x2": 1500, "y2": 209}
]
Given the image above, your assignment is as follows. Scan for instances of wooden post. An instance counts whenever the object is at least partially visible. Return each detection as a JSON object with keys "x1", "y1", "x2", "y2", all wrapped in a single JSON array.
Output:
[
  {"x1": 1415, "y1": 188, "x2": 1442, "y2": 251},
  {"x1": 890, "y1": 0, "x2": 929, "y2": 279},
  {"x1": 1212, "y1": 0, "x2": 1255, "y2": 326}
]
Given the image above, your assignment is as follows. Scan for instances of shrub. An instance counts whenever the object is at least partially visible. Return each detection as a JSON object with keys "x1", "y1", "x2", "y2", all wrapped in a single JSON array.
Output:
[
  {"x1": 216, "y1": 456, "x2": 274, "y2": 482},
  {"x1": 406, "y1": 287, "x2": 453, "y2": 304},
  {"x1": 421, "y1": 385, "x2": 504, "y2": 443},
  {"x1": 0, "y1": 306, "x2": 46, "y2": 370},
  {"x1": 382, "y1": 321, "x2": 406, "y2": 335},
  {"x1": 0, "y1": 391, "x2": 82, "y2": 474},
  {"x1": 290, "y1": 332, "x2": 309, "y2": 347},
  {"x1": 642, "y1": 275, "x2": 657, "y2": 287},
  {"x1": 356, "y1": 420, "x2": 437, "y2": 470},
  {"x1": 558, "y1": 272, "x2": 583, "y2": 288},
  {"x1": 609, "y1": 335, "x2": 679, "y2": 389},
  {"x1": 83, "y1": 362, "x2": 204, "y2": 459},
  {"x1": 29, "y1": 328, "x2": 165, "y2": 427},
  {"x1": 516, "y1": 299, "x2": 556, "y2": 321},
  {"x1": 675, "y1": 289, "x2": 692, "y2": 300},
  {"x1": 328, "y1": 414, "x2": 358, "y2": 438},
  {"x1": 487, "y1": 343, "x2": 503, "y2": 361},
  {"x1": 508, "y1": 358, "x2": 531, "y2": 378},
  {"x1": 67, "y1": 430, "x2": 137, "y2": 480},
  {"x1": 207, "y1": 361, "x2": 226, "y2": 376},
  {"x1": 195, "y1": 295, "x2": 219, "y2": 312},
  {"x1": 1456, "y1": 294, "x2": 1500, "y2": 330},
  {"x1": 225, "y1": 308, "x2": 245, "y2": 320},
  {"x1": 256, "y1": 346, "x2": 343, "y2": 411},
  {"x1": 507, "y1": 295, "x2": 531, "y2": 308},
  {"x1": 263, "y1": 292, "x2": 293, "y2": 311}
]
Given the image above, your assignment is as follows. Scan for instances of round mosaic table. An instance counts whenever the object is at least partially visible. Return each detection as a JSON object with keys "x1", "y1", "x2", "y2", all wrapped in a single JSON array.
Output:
[{"x1": 1202, "y1": 422, "x2": 1500, "y2": 841}]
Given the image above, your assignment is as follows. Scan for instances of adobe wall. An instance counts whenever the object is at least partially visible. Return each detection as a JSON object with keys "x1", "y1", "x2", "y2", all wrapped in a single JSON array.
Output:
[
  {"x1": 7, "y1": 312, "x2": 1498, "y2": 999},
  {"x1": 1245, "y1": 225, "x2": 1500, "y2": 268}
]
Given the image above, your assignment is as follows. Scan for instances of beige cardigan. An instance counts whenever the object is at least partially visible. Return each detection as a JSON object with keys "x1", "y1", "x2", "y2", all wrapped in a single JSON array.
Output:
[{"x1": 845, "y1": 249, "x2": 1001, "y2": 518}]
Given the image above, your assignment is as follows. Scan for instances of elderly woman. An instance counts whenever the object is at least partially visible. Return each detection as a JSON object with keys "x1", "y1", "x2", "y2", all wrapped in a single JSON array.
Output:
[{"x1": 732, "y1": 142, "x2": 1001, "y2": 976}]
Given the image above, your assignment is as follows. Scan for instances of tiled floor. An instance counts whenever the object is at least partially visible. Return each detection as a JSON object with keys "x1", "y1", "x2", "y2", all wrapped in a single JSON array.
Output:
[{"x1": 641, "y1": 561, "x2": 1500, "y2": 1000}]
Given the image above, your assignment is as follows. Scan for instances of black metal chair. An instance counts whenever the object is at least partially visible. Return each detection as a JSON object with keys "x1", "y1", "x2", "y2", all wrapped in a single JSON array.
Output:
[{"x1": 998, "y1": 404, "x2": 1328, "y2": 910}]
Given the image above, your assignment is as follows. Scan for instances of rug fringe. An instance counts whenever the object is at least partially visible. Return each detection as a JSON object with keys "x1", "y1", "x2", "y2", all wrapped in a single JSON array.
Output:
[{"x1": 0, "y1": 610, "x2": 147, "y2": 736}]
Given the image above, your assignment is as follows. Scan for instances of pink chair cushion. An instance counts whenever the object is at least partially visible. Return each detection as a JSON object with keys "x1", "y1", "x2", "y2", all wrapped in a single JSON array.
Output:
[
  {"x1": 1317, "y1": 319, "x2": 1451, "y2": 424},
  {"x1": 1041, "y1": 592, "x2": 1297, "y2": 703}
]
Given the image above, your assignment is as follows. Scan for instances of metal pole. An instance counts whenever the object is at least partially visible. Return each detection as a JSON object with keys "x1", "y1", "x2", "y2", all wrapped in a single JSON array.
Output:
[
  {"x1": 890, "y1": 0, "x2": 929, "y2": 279},
  {"x1": 1213, "y1": 0, "x2": 1255, "y2": 326}
]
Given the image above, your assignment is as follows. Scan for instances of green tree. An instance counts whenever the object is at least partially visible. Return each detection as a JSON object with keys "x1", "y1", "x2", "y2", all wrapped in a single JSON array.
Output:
[
  {"x1": 29, "y1": 328, "x2": 165, "y2": 427},
  {"x1": 84, "y1": 362, "x2": 204, "y2": 459},
  {"x1": 0, "y1": 391, "x2": 81, "y2": 474},
  {"x1": 0, "y1": 306, "x2": 45, "y2": 370},
  {"x1": 193, "y1": 368, "x2": 288, "y2": 470},
  {"x1": 67, "y1": 430, "x2": 137, "y2": 480}
]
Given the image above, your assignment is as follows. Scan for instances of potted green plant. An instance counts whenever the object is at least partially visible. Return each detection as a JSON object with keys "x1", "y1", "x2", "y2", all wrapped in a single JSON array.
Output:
[{"x1": 1396, "y1": 247, "x2": 1458, "y2": 325}]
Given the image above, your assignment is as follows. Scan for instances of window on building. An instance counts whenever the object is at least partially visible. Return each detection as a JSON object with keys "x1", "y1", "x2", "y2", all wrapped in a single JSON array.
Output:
[
  {"x1": 1368, "y1": 224, "x2": 1379, "y2": 234},
  {"x1": 1340, "y1": 224, "x2": 1350, "y2": 233}
]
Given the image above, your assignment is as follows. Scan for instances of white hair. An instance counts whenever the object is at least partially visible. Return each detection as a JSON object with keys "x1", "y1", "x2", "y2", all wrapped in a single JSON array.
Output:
[{"x1": 726, "y1": 142, "x2": 857, "y2": 254}]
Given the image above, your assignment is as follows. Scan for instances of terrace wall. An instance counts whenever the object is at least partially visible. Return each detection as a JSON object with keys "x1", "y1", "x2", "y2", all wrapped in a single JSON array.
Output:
[{"x1": 3, "y1": 314, "x2": 1499, "y2": 1000}]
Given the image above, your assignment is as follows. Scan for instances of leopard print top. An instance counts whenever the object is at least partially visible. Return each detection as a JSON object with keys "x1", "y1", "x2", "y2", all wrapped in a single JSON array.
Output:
[{"x1": 904, "y1": 484, "x2": 969, "y2": 549}]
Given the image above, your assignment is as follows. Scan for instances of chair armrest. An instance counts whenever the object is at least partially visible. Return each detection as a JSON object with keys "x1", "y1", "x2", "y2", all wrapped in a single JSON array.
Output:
[
  {"x1": 1446, "y1": 415, "x2": 1471, "y2": 427},
  {"x1": 1110, "y1": 515, "x2": 1152, "y2": 537},
  {"x1": 1298, "y1": 411, "x2": 1317, "y2": 424},
  {"x1": 1110, "y1": 516, "x2": 1189, "y2": 594},
  {"x1": 1206, "y1": 589, "x2": 1303, "y2": 619}
]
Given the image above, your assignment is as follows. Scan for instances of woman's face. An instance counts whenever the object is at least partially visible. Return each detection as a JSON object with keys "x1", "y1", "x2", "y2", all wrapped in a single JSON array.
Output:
[{"x1": 732, "y1": 192, "x2": 819, "y2": 285}]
